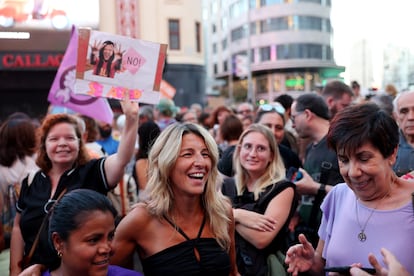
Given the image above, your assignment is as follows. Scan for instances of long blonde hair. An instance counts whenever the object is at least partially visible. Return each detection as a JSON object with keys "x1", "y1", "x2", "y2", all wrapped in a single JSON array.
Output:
[
  {"x1": 145, "y1": 123, "x2": 231, "y2": 250},
  {"x1": 233, "y1": 124, "x2": 286, "y2": 199}
]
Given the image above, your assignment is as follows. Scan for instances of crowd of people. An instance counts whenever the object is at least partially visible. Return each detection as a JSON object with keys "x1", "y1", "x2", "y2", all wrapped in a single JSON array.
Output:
[{"x1": 0, "y1": 80, "x2": 413, "y2": 276}]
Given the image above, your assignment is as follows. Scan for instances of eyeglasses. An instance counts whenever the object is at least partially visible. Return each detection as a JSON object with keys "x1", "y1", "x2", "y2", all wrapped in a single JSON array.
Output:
[
  {"x1": 258, "y1": 103, "x2": 285, "y2": 115},
  {"x1": 238, "y1": 109, "x2": 252, "y2": 115},
  {"x1": 290, "y1": 111, "x2": 304, "y2": 122}
]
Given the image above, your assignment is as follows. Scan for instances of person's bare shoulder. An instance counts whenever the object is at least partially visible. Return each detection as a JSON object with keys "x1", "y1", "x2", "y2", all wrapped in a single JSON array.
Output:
[
  {"x1": 127, "y1": 202, "x2": 151, "y2": 222},
  {"x1": 136, "y1": 158, "x2": 149, "y2": 167},
  {"x1": 117, "y1": 202, "x2": 152, "y2": 235}
]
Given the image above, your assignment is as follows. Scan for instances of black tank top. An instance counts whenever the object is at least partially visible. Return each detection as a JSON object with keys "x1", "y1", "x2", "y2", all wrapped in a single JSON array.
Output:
[{"x1": 141, "y1": 215, "x2": 231, "y2": 276}]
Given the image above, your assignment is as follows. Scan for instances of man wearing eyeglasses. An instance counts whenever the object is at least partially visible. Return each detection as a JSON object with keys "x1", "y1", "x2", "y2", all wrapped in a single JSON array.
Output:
[
  {"x1": 289, "y1": 93, "x2": 344, "y2": 247},
  {"x1": 236, "y1": 102, "x2": 254, "y2": 119}
]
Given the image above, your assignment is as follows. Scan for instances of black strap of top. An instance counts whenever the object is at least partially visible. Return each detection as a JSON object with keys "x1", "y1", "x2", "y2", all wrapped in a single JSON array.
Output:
[{"x1": 163, "y1": 214, "x2": 206, "y2": 241}]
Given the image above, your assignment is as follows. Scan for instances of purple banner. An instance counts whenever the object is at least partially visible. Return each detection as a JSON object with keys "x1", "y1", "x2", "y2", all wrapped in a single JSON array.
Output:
[{"x1": 48, "y1": 26, "x2": 113, "y2": 124}]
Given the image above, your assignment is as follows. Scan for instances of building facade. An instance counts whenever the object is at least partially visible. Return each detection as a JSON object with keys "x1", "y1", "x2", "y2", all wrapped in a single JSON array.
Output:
[
  {"x1": 0, "y1": 0, "x2": 100, "y2": 120},
  {"x1": 0, "y1": 0, "x2": 205, "y2": 121},
  {"x1": 204, "y1": 0, "x2": 344, "y2": 104},
  {"x1": 103, "y1": 0, "x2": 205, "y2": 108}
]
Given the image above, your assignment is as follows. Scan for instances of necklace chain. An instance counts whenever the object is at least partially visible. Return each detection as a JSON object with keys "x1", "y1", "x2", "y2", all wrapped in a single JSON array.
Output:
[
  {"x1": 355, "y1": 199, "x2": 378, "y2": 242},
  {"x1": 355, "y1": 183, "x2": 392, "y2": 242}
]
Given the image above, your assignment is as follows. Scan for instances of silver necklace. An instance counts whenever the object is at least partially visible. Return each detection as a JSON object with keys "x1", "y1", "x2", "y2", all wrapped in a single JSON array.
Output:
[{"x1": 355, "y1": 192, "x2": 388, "y2": 242}]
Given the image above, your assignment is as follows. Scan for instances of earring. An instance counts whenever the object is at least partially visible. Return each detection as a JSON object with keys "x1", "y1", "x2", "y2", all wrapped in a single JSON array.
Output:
[{"x1": 57, "y1": 251, "x2": 62, "y2": 258}]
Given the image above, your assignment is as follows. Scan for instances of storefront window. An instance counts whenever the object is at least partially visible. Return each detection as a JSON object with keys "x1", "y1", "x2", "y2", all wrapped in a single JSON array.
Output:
[
  {"x1": 257, "y1": 75, "x2": 268, "y2": 94},
  {"x1": 272, "y1": 74, "x2": 282, "y2": 92},
  {"x1": 285, "y1": 73, "x2": 305, "y2": 91}
]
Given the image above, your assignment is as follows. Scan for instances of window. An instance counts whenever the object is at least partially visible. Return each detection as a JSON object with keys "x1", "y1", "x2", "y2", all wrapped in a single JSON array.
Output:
[
  {"x1": 213, "y1": 63, "x2": 218, "y2": 74},
  {"x1": 272, "y1": 74, "x2": 282, "y2": 92},
  {"x1": 231, "y1": 23, "x2": 255, "y2": 42},
  {"x1": 261, "y1": 16, "x2": 328, "y2": 33},
  {"x1": 260, "y1": 0, "x2": 283, "y2": 6},
  {"x1": 260, "y1": 17, "x2": 289, "y2": 33},
  {"x1": 276, "y1": 43, "x2": 324, "y2": 60},
  {"x1": 256, "y1": 75, "x2": 268, "y2": 93},
  {"x1": 211, "y1": 0, "x2": 218, "y2": 14},
  {"x1": 221, "y1": 39, "x2": 227, "y2": 50},
  {"x1": 249, "y1": 0, "x2": 257, "y2": 9},
  {"x1": 230, "y1": 1, "x2": 245, "y2": 19},
  {"x1": 298, "y1": 16, "x2": 322, "y2": 31},
  {"x1": 231, "y1": 26, "x2": 245, "y2": 41},
  {"x1": 322, "y1": 18, "x2": 331, "y2": 32},
  {"x1": 285, "y1": 73, "x2": 305, "y2": 91},
  {"x1": 168, "y1": 19, "x2": 180, "y2": 50},
  {"x1": 221, "y1": 17, "x2": 227, "y2": 31},
  {"x1": 195, "y1": 22, "x2": 201, "y2": 52},
  {"x1": 260, "y1": 46, "x2": 271, "y2": 61},
  {"x1": 223, "y1": 60, "x2": 228, "y2": 72},
  {"x1": 298, "y1": 0, "x2": 321, "y2": 3},
  {"x1": 324, "y1": 45, "x2": 332, "y2": 60}
]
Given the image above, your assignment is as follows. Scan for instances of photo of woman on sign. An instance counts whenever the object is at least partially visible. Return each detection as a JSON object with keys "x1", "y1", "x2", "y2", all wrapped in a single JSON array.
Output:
[{"x1": 90, "y1": 40, "x2": 123, "y2": 78}]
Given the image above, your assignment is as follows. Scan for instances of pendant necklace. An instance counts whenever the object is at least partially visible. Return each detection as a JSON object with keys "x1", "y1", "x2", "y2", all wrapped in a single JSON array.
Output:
[{"x1": 355, "y1": 192, "x2": 388, "y2": 242}]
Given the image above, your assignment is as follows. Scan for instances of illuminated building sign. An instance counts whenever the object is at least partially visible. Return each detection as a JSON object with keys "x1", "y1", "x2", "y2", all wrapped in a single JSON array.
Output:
[
  {"x1": 0, "y1": 0, "x2": 99, "y2": 30},
  {"x1": 285, "y1": 78, "x2": 304, "y2": 87},
  {"x1": 0, "y1": 52, "x2": 63, "y2": 70}
]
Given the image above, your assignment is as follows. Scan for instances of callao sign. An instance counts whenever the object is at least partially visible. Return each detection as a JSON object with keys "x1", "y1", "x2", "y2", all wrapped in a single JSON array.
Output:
[{"x1": 0, "y1": 52, "x2": 64, "y2": 70}]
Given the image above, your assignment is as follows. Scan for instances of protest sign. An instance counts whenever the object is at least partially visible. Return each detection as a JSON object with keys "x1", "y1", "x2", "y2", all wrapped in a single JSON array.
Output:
[
  {"x1": 160, "y1": 79, "x2": 176, "y2": 99},
  {"x1": 48, "y1": 26, "x2": 114, "y2": 124},
  {"x1": 74, "y1": 28, "x2": 167, "y2": 104}
]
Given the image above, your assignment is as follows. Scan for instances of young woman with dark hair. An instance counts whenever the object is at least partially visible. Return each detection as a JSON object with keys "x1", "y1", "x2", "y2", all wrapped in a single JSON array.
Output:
[{"x1": 44, "y1": 189, "x2": 141, "y2": 276}]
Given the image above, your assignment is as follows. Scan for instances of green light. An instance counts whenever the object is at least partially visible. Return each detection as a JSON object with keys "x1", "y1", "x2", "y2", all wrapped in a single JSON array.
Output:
[
  {"x1": 256, "y1": 99, "x2": 267, "y2": 105},
  {"x1": 285, "y1": 79, "x2": 304, "y2": 87}
]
